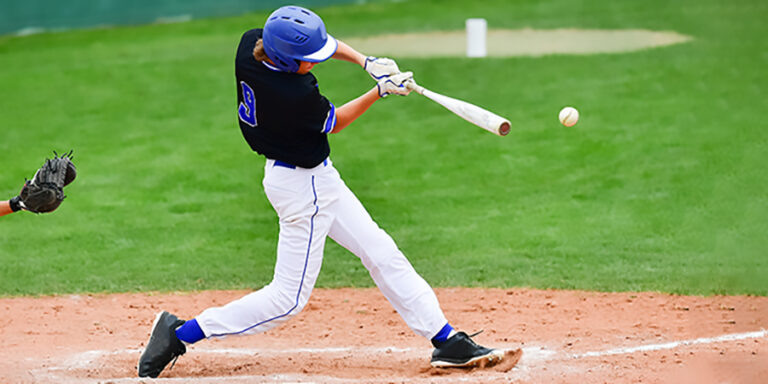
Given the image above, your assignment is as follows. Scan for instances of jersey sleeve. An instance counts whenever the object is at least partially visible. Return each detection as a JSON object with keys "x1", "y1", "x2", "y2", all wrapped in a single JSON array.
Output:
[
  {"x1": 296, "y1": 87, "x2": 336, "y2": 134},
  {"x1": 322, "y1": 102, "x2": 336, "y2": 134}
]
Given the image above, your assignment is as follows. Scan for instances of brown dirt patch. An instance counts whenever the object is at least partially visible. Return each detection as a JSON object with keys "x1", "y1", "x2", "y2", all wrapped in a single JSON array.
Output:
[
  {"x1": 1, "y1": 288, "x2": 767, "y2": 383},
  {"x1": 341, "y1": 29, "x2": 692, "y2": 58}
]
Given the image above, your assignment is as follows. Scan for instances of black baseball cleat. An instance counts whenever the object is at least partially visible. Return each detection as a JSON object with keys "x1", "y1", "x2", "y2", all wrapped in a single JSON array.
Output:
[
  {"x1": 138, "y1": 311, "x2": 187, "y2": 378},
  {"x1": 430, "y1": 331, "x2": 505, "y2": 368}
]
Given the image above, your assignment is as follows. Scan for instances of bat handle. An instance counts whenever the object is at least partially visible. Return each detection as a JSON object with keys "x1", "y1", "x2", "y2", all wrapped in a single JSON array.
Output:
[{"x1": 406, "y1": 81, "x2": 426, "y2": 95}]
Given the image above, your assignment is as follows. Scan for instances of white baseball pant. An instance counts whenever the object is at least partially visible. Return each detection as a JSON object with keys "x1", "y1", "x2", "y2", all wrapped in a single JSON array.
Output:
[{"x1": 196, "y1": 158, "x2": 448, "y2": 339}]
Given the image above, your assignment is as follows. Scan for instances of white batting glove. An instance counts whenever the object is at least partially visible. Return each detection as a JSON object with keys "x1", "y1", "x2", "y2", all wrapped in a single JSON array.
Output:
[
  {"x1": 377, "y1": 72, "x2": 414, "y2": 98},
  {"x1": 365, "y1": 56, "x2": 400, "y2": 81}
]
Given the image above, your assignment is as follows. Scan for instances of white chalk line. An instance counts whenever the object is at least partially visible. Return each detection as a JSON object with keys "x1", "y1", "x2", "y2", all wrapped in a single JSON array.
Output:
[
  {"x1": 572, "y1": 329, "x2": 768, "y2": 359},
  {"x1": 37, "y1": 329, "x2": 768, "y2": 382},
  {"x1": 191, "y1": 345, "x2": 422, "y2": 355}
]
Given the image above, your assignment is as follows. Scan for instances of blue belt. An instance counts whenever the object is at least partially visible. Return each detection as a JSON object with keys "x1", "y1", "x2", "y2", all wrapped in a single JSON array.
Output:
[
  {"x1": 273, "y1": 159, "x2": 328, "y2": 169},
  {"x1": 273, "y1": 160, "x2": 297, "y2": 169}
]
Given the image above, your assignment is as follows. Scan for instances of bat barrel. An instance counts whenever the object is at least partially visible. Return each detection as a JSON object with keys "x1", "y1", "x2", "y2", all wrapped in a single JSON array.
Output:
[{"x1": 408, "y1": 82, "x2": 510, "y2": 137}]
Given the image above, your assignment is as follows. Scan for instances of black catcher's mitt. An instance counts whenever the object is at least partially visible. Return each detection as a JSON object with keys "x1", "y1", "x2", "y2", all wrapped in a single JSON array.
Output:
[{"x1": 15, "y1": 151, "x2": 77, "y2": 214}]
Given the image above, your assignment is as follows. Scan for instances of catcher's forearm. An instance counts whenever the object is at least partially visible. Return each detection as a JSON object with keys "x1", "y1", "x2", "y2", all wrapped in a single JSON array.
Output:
[{"x1": 0, "y1": 200, "x2": 15, "y2": 217}]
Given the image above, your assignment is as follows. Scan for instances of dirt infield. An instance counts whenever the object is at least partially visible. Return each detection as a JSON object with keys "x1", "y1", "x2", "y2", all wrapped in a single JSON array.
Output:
[
  {"x1": 341, "y1": 29, "x2": 692, "y2": 58},
  {"x1": 2, "y1": 288, "x2": 767, "y2": 383}
]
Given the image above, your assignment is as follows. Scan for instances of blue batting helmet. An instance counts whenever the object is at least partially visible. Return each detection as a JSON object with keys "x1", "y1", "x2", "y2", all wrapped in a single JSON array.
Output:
[{"x1": 262, "y1": 6, "x2": 338, "y2": 72}]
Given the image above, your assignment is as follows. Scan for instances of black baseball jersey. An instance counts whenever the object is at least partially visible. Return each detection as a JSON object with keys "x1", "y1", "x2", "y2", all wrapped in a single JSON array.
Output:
[{"x1": 235, "y1": 29, "x2": 336, "y2": 168}]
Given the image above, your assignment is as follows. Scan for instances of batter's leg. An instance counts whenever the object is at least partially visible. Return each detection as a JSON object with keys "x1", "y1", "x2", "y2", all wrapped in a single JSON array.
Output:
[
  {"x1": 326, "y1": 169, "x2": 448, "y2": 339},
  {"x1": 196, "y1": 167, "x2": 334, "y2": 338}
]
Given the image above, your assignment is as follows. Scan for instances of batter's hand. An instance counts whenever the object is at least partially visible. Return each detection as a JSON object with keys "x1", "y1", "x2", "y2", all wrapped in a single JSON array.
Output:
[
  {"x1": 365, "y1": 56, "x2": 400, "y2": 80},
  {"x1": 377, "y1": 72, "x2": 413, "y2": 97}
]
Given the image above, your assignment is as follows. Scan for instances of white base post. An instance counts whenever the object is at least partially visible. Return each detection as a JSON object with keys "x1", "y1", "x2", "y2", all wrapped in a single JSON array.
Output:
[{"x1": 466, "y1": 18, "x2": 487, "y2": 58}]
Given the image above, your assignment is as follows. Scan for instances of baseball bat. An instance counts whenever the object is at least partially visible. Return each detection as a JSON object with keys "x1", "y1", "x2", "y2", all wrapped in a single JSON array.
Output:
[{"x1": 407, "y1": 83, "x2": 511, "y2": 136}]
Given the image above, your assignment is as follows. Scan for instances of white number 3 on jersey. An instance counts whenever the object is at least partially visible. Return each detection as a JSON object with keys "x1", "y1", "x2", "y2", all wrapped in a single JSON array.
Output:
[{"x1": 238, "y1": 81, "x2": 257, "y2": 127}]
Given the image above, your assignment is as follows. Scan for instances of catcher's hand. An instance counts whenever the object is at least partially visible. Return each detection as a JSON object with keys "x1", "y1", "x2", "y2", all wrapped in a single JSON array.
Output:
[{"x1": 13, "y1": 151, "x2": 77, "y2": 214}]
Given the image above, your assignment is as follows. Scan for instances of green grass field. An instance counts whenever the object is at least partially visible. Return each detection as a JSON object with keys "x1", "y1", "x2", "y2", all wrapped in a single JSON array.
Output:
[{"x1": 1, "y1": 0, "x2": 766, "y2": 296}]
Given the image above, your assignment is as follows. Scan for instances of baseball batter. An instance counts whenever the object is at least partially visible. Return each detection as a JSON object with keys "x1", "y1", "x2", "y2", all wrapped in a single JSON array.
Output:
[{"x1": 138, "y1": 6, "x2": 505, "y2": 378}]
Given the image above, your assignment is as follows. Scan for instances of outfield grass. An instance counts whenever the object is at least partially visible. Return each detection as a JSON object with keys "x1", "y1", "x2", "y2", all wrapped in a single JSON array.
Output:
[{"x1": 1, "y1": 0, "x2": 766, "y2": 296}]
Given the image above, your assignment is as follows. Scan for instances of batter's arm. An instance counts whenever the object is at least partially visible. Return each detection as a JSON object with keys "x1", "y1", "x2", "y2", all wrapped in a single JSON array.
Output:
[
  {"x1": 332, "y1": 41, "x2": 400, "y2": 81},
  {"x1": 331, "y1": 72, "x2": 413, "y2": 133},
  {"x1": 331, "y1": 40, "x2": 366, "y2": 67},
  {"x1": 330, "y1": 87, "x2": 380, "y2": 134}
]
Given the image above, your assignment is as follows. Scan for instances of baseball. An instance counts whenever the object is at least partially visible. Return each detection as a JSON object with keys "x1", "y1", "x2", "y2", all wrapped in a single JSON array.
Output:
[{"x1": 559, "y1": 107, "x2": 579, "y2": 127}]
